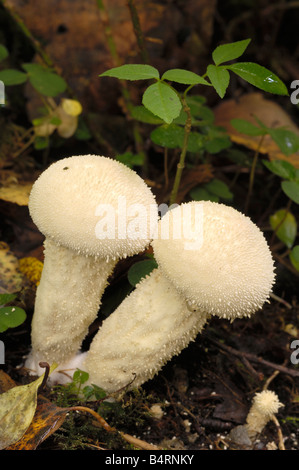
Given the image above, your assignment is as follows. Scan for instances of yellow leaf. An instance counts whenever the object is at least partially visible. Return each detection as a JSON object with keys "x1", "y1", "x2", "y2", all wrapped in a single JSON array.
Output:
[
  {"x1": 61, "y1": 98, "x2": 82, "y2": 117},
  {"x1": 0, "y1": 364, "x2": 57, "y2": 450}
]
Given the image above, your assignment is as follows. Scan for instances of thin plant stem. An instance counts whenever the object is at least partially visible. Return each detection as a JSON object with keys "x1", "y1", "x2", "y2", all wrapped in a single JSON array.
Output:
[
  {"x1": 169, "y1": 94, "x2": 192, "y2": 205},
  {"x1": 244, "y1": 134, "x2": 265, "y2": 213},
  {"x1": 96, "y1": 0, "x2": 147, "y2": 170},
  {"x1": 127, "y1": 0, "x2": 149, "y2": 63}
]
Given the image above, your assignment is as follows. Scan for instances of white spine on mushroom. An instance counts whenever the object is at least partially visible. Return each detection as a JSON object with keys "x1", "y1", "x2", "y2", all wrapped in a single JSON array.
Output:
[
  {"x1": 83, "y1": 268, "x2": 209, "y2": 393},
  {"x1": 245, "y1": 390, "x2": 283, "y2": 438},
  {"x1": 83, "y1": 201, "x2": 275, "y2": 393}
]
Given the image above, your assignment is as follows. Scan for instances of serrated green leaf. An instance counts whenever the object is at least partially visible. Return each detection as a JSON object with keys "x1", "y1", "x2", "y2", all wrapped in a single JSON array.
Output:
[
  {"x1": 290, "y1": 245, "x2": 299, "y2": 271},
  {"x1": 0, "y1": 69, "x2": 27, "y2": 85},
  {"x1": 142, "y1": 82, "x2": 181, "y2": 124},
  {"x1": 270, "y1": 209, "x2": 297, "y2": 248},
  {"x1": 0, "y1": 306, "x2": 26, "y2": 332},
  {"x1": 262, "y1": 159, "x2": 296, "y2": 180},
  {"x1": 99, "y1": 64, "x2": 159, "y2": 81},
  {"x1": 227, "y1": 62, "x2": 288, "y2": 95},
  {"x1": 281, "y1": 180, "x2": 299, "y2": 204},
  {"x1": 128, "y1": 259, "x2": 158, "y2": 286},
  {"x1": 206, "y1": 65, "x2": 230, "y2": 98},
  {"x1": 212, "y1": 39, "x2": 251, "y2": 66},
  {"x1": 268, "y1": 128, "x2": 299, "y2": 156},
  {"x1": 231, "y1": 118, "x2": 266, "y2": 136},
  {"x1": 162, "y1": 69, "x2": 210, "y2": 86}
]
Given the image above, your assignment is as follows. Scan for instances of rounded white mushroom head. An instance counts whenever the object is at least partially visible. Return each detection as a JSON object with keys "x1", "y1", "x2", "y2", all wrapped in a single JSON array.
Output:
[
  {"x1": 152, "y1": 201, "x2": 275, "y2": 320},
  {"x1": 29, "y1": 154, "x2": 157, "y2": 259}
]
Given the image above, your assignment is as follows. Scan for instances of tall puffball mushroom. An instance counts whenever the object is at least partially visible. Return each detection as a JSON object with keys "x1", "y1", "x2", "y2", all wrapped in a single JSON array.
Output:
[
  {"x1": 245, "y1": 390, "x2": 283, "y2": 439},
  {"x1": 25, "y1": 154, "x2": 157, "y2": 375},
  {"x1": 83, "y1": 201, "x2": 275, "y2": 393}
]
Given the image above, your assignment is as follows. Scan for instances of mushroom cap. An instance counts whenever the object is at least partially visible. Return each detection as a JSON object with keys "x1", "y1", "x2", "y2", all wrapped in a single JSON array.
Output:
[
  {"x1": 152, "y1": 201, "x2": 275, "y2": 320},
  {"x1": 252, "y1": 390, "x2": 283, "y2": 417},
  {"x1": 29, "y1": 155, "x2": 157, "y2": 259}
]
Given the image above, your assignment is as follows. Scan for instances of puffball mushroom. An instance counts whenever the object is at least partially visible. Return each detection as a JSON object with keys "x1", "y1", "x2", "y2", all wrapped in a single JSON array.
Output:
[
  {"x1": 25, "y1": 154, "x2": 157, "y2": 374},
  {"x1": 245, "y1": 390, "x2": 283, "y2": 439},
  {"x1": 83, "y1": 201, "x2": 275, "y2": 393}
]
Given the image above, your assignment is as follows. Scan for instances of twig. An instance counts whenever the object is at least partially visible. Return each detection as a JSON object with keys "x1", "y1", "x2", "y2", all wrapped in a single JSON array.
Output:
[
  {"x1": 127, "y1": 0, "x2": 149, "y2": 63},
  {"x1": 204, "y1": 333, "x2": 299, "y2": 378},
  {"x1": 70, "y1": 405, "x2": 161, "y2": 450},
  {"x1": 271, "y1": 415, "x2": 286, "y2": 450},
  {"x1": 169, "y1": 94, "x2": 192, "y2": 205}
]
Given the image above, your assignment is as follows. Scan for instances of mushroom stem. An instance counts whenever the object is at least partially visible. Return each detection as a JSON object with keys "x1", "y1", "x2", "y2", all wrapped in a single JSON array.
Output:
[
  {"x1": 27, "y1": 239, "x2": 116, "y2": 368},
  {"x1": 82, "y1": 268, "x2": 209, "y2": 393}
]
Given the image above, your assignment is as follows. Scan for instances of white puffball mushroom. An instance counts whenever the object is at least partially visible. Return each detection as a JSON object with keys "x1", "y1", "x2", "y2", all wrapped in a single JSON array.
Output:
[
  {"x1": 83, "y1": 201, "x2": 275, "y2": 393},
  {"x1": 25, "y1": 154, "x2": 157, "y2": 376},
  {"x1": 245, "y1": 390, "x2": 283, "y2": 438},
  {"x1": 153, "y1": 201, "x2": 275, "y2": 320}
]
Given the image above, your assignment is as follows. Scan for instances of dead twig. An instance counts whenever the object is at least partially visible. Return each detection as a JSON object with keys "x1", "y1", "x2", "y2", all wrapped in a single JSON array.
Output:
[{"x1": 204, "y1": 333, "x2": 299, "y2": 378}]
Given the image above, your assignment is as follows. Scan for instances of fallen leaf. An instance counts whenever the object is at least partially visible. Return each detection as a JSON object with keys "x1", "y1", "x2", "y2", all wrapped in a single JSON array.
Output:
[
  {"x1": 0, "y1": 242, "x2": 26, "y2": 293},
  {"x1": 0, "y1": 373, "x2": 45, "y2": 449},
  {"x1": 6, "y1": 396, "x2": 68, "y2": 450},
  {"x1": 0, "y1": 363, "x2": 57, "y2": 450},
  {"x1": 0, "y1": 183, "x2": 32, "y2": 206},
  {"x1": 214, "y1": 93, "x2": 299, "y2": 168}
]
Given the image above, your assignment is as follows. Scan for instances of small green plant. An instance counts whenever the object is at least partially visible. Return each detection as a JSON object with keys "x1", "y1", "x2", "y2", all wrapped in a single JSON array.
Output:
[
  {"x1": 99, "y1": 38, "x2": 288, "y2": 205},
  {"x1": 0, "y1": 44, "x2": 86, "y2": 150},
  {"x1": 231, "y1": 117, "x2": 299, "y2": 272},
  {"x1": 0, "y1": 292, "x2": 26, "y2": 332},
  {"x1": 53, "y1": 369, "x2": 107, "y2": 407}
]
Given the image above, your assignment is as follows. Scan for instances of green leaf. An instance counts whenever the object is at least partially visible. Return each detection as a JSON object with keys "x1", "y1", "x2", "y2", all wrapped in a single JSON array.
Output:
[
  {"x1": 0, "y1": 45, "x2": 9, "y2": 62},
  {"x1": 0, "y1": 293, "x2": 17, "y2": 306},
  {"x1": 190, "y1": 186, "x2": 219, "y2": 202},
  {"x1": 269, "y1": 209, "x2": 297, "y2": 248},
  {"x1": 127, "y1": 259, "x2": 158, "y2": 286},
  {"x1": 281, "y1": 180, "x2": 299, "y2": 204},
  {"x1": 131, "y1": 105, "x2": 164, "y2": 124},
  {"x1": 0, "y1": 69, "x2": 27, "y2": 85},
  {"x1": 162, "y1": 69, "x2": 210, "y2": 86},
  {"x1": 206, "y1": 65, "x2": 230, "y2": 98},
  {"x1": 23, "y1": 63, "x2": 67, "y2": 97},
  {"x1": 204, "y1": 126, "x2": 232, "y2": 153},
  {"x1": 204, "y1": 178, "x2": 233, "y2": 200},
  {"x1": 290, "y1": 245, "x2": 299, "y2": 271},
  {"x1": 212, "y1": 39, "x2": 251, "y2": 66},
  {"x1": 142, "y1": 82, "x2": 182, "y2": 124},
  {"x1": 231, "y1": 118, "x2": 266, "y2": 136},
  {"x1": 0, "y1": 306, "x2": 26, "y2": 333},
  {"x1": 227, "y1": 62, "x2": 288, "y2": 95},
  {"x1": 268, "y1": 128, "x2": 299, "y2": 156},
  {"x1": 99, "y1": 64, "x2": 159, "y2": 81},
  {"x1": 150, "y1": 124, "x2": 204, "y2": 152},
  {"x1": 116, "y1": 151, "x2": 144, "y2": 168},
  {"x1": 262, "y1": 159, "x2": 296, "y2": 180}
]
